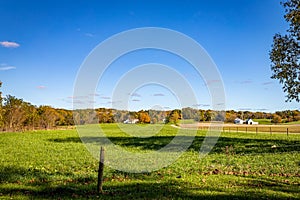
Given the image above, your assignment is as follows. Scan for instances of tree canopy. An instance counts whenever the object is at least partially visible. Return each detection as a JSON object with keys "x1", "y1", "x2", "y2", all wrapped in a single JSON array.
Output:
[{"x1": 270, "y1": 0, "x2": 300, "y2": 102}]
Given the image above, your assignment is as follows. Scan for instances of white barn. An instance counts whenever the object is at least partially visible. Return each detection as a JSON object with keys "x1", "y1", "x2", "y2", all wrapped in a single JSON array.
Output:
[
  {"x1": 245, "y1": 119, "x2": 258, "y2": 125},
  {"x1": 234, "y1": 118, "x2": 244, "y2": 124},
  {"x1": 123, "y1": 119, "x2": 139, "y2": 124}
]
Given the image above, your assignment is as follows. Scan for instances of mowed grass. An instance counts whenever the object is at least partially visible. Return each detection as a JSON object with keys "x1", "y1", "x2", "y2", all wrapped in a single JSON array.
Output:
[
  {"x1": 253, "y1": 119, "x2": 273, "y2": 125},
  {"x1": 253, "y1": 119, "x2": 300, "y2": 125},
  {"x1": 0, "y1": 124, "x2": 300, "y2": 199}
]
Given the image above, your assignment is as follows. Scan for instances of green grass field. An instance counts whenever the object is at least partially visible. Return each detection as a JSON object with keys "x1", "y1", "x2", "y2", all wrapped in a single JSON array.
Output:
[
  {"x1": 253, "y1": 119, "x2": 300, "y2": 125},
  {"x1": 286, "y1": 121, "x2": 300, "y2": 125},
  {"x1": 253, "y1": 119, "x2": 273, "y2": 125},
  {"x1": 0, "y1": 124, "x2": 300, "y2": 199}
]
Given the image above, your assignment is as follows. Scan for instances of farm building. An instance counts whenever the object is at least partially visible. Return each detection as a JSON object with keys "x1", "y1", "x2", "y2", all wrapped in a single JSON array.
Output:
[
  {"x1": 123, "y1": 119, "x2": 139, "y2": 124},
  {"x1": 245, "y1": 119, "x2": 259, "y2": 125},
  {"x1": 234, "y1": 118, "x2": 244, "y2": 124}
]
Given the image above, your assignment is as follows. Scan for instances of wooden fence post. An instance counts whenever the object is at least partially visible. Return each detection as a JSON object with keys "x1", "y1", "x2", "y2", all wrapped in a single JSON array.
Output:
[
  {"x1": 225, "y1": 146, "x2": 229, "y2": 156},
  {"x1": 270, "y1": 127, "x2": 272, "y2": 135},
  {"x1": 256, "y1": 127, "x2": 258, "y2": 134},
  {"x1": 97, "y1": 146, "x2": 105, "y2": 194},
  {"x1": 246, "y1": 127, "x2": 247, "y2": 133},
  {"x1": 287, "y1": 128, "x2": 289, "y2": 136}
]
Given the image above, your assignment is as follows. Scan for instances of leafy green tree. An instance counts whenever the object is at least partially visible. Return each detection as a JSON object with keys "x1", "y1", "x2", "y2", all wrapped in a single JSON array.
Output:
[
  {"x1": 3, "y1": 95, "x2": 27, "y2": 131},
  {"x1": 270, "y1": 0, "x2": 300, "y2": 102},
  {"x1": 22, "y1": 102, "x2": 37, "y2": 130},
  {"x1": 56, "y1": 109, "x2": 74, "y2": 126},
  {"x1": 271, "y1": 114, "x2": 282, "y2": 124},
  {"x1": 165, "y1": 109, "x2": 181, "y2": 125},
  {"x1": 204, "y1": 110, "x2": 212, "y2": 121},
  {"x1": 198, "y1": 110, "x2": 205, "y2": 121},
  {"x1": 37, "y1": 105, "x2": 60, "y2": 129},
  {"x1": 171, "y1": 111, "x2": 180, "y2": 125},
  {"x1": 96, "y1": 108, "x2": 115, "y2": 123},
  {"x1": 225, "y1": 111, "x2": 237, "y2": 123}
]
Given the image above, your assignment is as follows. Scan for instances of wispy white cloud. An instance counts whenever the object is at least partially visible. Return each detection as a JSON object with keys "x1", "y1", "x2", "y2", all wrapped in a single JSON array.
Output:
[
  {"x1": 238, "y1": 108, "x2": 252, "y2": 111},
  {"x1": 192, "y1": 104, "x2": 210, "y2": 107},
  {"x1": 205, "y1": 79, "x2": 221, "y2": 85},
  {"x1": 89, "y1": 93, "x2": 100, "y2": 96},
  {"x1": 0, "y1": 41, "x2": 20, "y2": 48},
  {"x1": 153, "y1": 93, "x2": 165, "y2": 97},
  {"x1": 68, "y1": 95, "x2": 88, "y2": 99},
  {"x1": 0, "y1": 66, "x2": 16, "y2": 71},
  {"x1": 73, "y1": 100, "x2": 84, "y2": 104},
  {"x1": 256, "y1": 108, "x2": 269, "y2": 111},
  {"x1": 0, "y1": 63, "x2": 16, "y2": 71},
  {"x1": 37, "y1": 85, "x2": 46, "y2": 89},
  {"x1": 101, "y1": 96, "x2": 111, "y2": 99},
  {"x1": 240, "y1": 80, "x2": 253, "y2": 84},
  {"x1": 192, "y1": 104, "x2": 200, "y2": 107},
  {"x1": 235, "y1": 79, "x2": 253, "y2": 84},
  {"x1": 262, "y1": 81, "x2": 273, "y2": 85},
  {"x1": 130, "y1": 92, "x2": 141, "y2": 97},
  {"x1": 203, "y1": 79, "x2": 224, "y2": 87},
  {"x1": 85, "y1": 33, "x2": 94, "y2": 37}
]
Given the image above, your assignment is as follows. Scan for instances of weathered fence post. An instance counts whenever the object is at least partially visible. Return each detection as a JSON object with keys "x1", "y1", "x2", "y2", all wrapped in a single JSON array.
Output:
[
  {"x1": 97, "y1": 146, "x2": 105, "y2": 194},
  {"x1": 256, "y1": 127, "x2": 258, "y2": 135},
  {"x1": 246, "y1": 127, "x2": 247, "y2": 133},
  {"x1": 270, "y1": 127, "x2": 272, "y2": 135},
  {"x1": 287, "y1": 128, "x2": 289, "y2": 136},
  {"x1": 225, "y1": 146, "x2": 229, "y2": 156}
]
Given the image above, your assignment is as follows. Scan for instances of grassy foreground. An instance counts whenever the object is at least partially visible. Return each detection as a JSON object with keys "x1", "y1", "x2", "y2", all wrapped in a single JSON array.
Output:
[{"x1": 0, "y1": 124, "x2": 300, "y2": 199}]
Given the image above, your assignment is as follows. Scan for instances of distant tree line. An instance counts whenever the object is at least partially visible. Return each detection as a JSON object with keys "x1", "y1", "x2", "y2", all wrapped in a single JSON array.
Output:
[
  {"x1": 0, "y1": 94, "x2": 74, "y2": 132},
  {"x1": 1, "y1": 82, "x2": 299, "y2": 132},
  {"x1": 221, "y1": 109, "x2": 299, "y2": 123}
]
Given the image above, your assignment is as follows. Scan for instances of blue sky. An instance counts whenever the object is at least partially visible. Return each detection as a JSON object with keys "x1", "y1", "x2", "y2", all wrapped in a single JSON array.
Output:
[{"x1": 0, "y1": 0, "x2": 298, "y2": 112}]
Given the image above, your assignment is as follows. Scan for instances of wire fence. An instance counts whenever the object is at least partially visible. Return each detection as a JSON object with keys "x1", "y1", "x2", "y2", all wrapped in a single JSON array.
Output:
[{"x1": 197, "y1": 125, "x2": 300, "y2": 135}]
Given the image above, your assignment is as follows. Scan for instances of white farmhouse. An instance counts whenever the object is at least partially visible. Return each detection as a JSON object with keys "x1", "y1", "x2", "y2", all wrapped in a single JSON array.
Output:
[
  {"x1": 123, "y1": 119, "x2": 139, "y2": 124},
  {"x1": 132, "y1": 119, "x2": 139, "y2": 124},
  {"x1": 234, "y1": 118, "x2": 244, "y2": 124}
]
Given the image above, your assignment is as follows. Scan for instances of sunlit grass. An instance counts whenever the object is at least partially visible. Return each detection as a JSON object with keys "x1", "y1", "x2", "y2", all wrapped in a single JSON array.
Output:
[{"x1": 0, "y1": 124, "x2": 299, "y2": 199}]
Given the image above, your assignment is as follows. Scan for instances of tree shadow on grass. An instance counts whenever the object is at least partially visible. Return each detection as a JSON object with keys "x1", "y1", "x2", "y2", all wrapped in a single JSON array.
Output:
[
  {"x1": 48, "y1": 135, "x2": 300, "y2": 155},
  {"x1": 238, "y1": 176, "x2": 300, "y2": 195},
  {"x1": 0, "y1": 165, "x2": 50, "y2": 185},
  {"x1": 0, "y1": 165, "x2": 299, "y2": 199}
]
